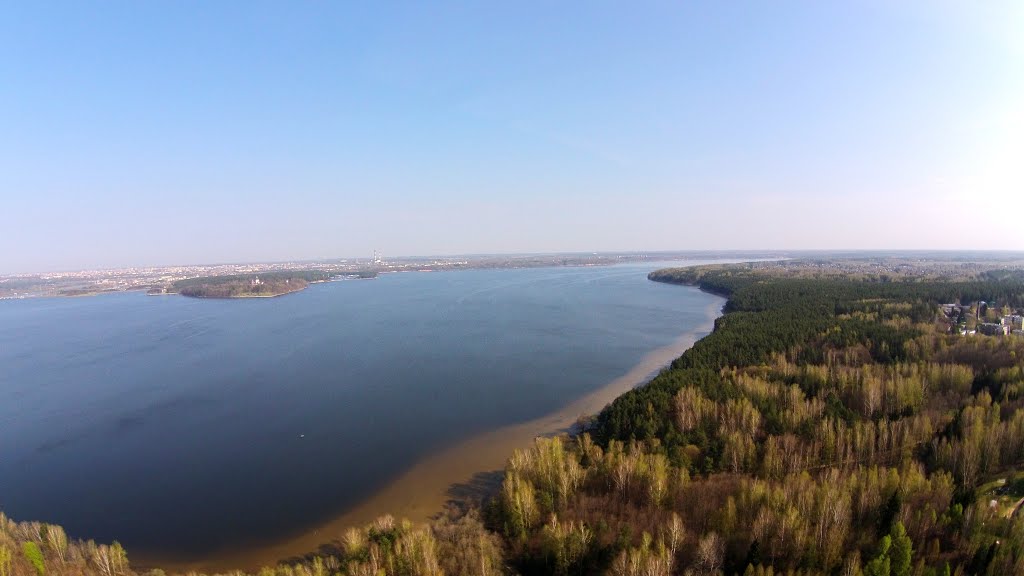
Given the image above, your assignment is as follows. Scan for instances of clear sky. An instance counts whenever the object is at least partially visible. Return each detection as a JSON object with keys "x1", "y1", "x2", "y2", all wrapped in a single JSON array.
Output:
[{"x1": 2, "y1": 2, "x2": 1022, "y2": 273}]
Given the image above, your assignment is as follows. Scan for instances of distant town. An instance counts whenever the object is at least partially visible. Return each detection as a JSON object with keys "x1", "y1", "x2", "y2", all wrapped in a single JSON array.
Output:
[
  {"x1": 942, "y1": 302, "x2": 1024, "y2": 337},
  {"x1": 3, "y1": 250, "x2": 1024, "y2": 300},
  {"x1": 0, "y1": 251, "x2": 770, "y2": 299}
]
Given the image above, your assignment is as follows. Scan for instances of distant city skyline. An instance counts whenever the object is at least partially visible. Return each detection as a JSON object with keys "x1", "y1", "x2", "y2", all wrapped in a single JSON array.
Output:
[{"x1": 2, "y1": 2, "x2": 1022, "y2": 274}]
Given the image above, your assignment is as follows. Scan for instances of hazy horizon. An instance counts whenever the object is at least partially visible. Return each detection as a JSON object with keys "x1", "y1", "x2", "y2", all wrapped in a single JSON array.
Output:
[
  {"x1": 3, "y1": 2, "x2": 1022, "y2": 273},
  {"x1": 7, "y1": 248, "x2": 1024, "y2": 278}
]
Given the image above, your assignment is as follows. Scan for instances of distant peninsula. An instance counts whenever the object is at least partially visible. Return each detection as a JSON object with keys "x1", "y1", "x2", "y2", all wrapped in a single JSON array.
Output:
[
  {"x1": 167, "y1": 270, "x2": 376, "y2": 299},
  {"x1": 12, "y1": 251, "x2": 1020, "y2": 300}
]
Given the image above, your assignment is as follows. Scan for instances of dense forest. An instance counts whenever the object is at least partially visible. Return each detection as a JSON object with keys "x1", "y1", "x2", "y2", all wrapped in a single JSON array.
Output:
[
  {"x1": 490, "y1": 265, "x2": 1024, "y2": 575},
  {"x1": 3, "y1": 262, "x2": 1024, "y2": 576}
]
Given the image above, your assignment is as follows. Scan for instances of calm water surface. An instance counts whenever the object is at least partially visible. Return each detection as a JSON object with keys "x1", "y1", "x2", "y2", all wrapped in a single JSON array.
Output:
[{"x1": 0, "y1": 262, "x2": 721, "y2": 558}]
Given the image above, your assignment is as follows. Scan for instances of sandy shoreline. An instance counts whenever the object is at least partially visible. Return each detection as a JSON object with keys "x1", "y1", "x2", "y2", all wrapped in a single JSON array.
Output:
[{"x1": 145, "y1": 293, "x2": 724, "y2": 573}]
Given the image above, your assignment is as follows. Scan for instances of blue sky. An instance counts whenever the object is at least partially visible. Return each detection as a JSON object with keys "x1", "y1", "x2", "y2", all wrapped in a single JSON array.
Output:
[{"x1": 1, "y1": 2, "x2": 1022, "y2": 273}]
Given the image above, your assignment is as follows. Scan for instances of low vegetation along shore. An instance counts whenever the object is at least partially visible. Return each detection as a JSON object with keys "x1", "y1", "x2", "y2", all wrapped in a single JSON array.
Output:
[{"x1": 4, "y1": 260, "x2": 1024, "y2": 575}]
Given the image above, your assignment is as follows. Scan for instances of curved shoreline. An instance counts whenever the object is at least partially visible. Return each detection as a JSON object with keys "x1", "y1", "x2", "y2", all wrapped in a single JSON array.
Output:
[{"x1": 146, "y1": 292, "x2": 725, "y2": 573}]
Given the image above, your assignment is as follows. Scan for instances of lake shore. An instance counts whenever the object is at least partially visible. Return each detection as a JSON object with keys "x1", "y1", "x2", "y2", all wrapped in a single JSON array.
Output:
[{"x1": 143, "y1": 292, "x2": 724, "y2": 573}]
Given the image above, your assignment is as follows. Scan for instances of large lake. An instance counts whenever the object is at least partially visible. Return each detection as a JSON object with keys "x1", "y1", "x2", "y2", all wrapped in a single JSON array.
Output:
[{"x1": 0, "y1": 261, "x2": 723, "y2": 562}]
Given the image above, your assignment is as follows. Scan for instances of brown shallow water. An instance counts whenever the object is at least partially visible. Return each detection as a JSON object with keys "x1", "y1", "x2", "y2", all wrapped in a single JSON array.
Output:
[{"x1": 146, "y1": 298, "x2": 722, "y2": 573}]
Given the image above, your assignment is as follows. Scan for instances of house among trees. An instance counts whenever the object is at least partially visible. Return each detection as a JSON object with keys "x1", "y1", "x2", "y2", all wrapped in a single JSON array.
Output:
[
  {"x1": 978, "y1": 322, "x2": 1009, "y2": 336},
  {"x1": 1002, "y1": 314, "x2": 1024, "y2": 330}
]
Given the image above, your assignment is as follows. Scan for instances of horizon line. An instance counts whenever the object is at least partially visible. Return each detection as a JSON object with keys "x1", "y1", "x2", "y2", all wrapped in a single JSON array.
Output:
[{"x1": 6, "y1": 248, "x2": 1024, "y2": 277}]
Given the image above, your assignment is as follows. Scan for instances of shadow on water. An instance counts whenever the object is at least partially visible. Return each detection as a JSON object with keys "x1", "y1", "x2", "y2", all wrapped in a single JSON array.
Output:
[
  {"x1": 279, "y1": 541, "x2": 346, "y2": 569},
  {"x1": 443, "y1": 470, "x2": 505, "y2": 515},
  {"x1": 275, "y1": 470, "x2": 506, "y2": 567}
]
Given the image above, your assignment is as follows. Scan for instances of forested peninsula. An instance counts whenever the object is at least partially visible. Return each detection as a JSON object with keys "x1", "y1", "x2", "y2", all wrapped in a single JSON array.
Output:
[
  {"x1": 4, "y1": 260, "x2": 1024, "y2": 576},
  {"x1": 168, "y1": 271, "x2": 375, "y2": 299}
]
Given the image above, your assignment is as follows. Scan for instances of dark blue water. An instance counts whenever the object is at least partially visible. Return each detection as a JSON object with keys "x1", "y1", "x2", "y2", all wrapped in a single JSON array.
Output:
[{"x1": 0, "y1": 262, "x2": 721, "y2": 558}]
